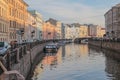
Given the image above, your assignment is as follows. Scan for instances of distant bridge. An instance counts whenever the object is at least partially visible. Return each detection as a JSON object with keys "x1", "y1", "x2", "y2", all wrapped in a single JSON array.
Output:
[{"x1": 74, "y1": 37, "x2": 91, "y2": 43}]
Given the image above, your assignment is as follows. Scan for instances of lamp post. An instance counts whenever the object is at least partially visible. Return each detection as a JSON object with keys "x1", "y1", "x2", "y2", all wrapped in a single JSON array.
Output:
[
  {"x1": 20, "y1": 28, "x2": 24, "y2": 44},
  {"x1": 111, "y1": 31, "x2": 115, "y2": 40},
  {"x1": 16, "y1": 28, "x2": 24, "y2": 45},
  {"x1": 31, "y1": 30, "x2": 35, "y2": 42},
  {"x1": 106, "y1": 32, "x2": 109, "y2": 41}
]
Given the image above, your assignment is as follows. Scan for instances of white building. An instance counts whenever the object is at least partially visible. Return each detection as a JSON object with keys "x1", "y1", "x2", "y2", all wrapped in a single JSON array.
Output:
[
  {"x1": 29, "y1": 10, "x2": 43, "y2": 41},
  {"x1": 25, "y1": 12, "x2": 36, "y2": 42},
  {"x1": 65, "y1": 24, "x2": 72, "y2": 39},
  {"x1": 79, "y1": 25, "x2": 88, "y2": 38},
  {"x1": 71, "y1": 23, "x2": 81, "y2": 39},
  {"x1": 62, "y1": 23, "x2": 88, "y2": 39},
  {"x1": 61, "y1": 24, "x2": 72, "y2": 39}
]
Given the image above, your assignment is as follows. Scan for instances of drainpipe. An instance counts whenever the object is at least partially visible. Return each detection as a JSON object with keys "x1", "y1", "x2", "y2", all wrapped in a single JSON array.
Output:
[{"x1": 112, "y1": 8, "x2": 113, "y2": 39}]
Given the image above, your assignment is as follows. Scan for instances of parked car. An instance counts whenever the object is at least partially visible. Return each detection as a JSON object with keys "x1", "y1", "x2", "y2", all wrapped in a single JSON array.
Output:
[
  {"x1": 0, "y1": 42, "x2": 11, "y2": 56},
  {"x1": 43, "y1": 43, "x2": 58, "y2": 53}
]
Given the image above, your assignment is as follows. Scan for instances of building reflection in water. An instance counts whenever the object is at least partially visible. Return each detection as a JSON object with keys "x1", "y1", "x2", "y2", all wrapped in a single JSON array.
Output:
[
  {"x1": 89, "y1": 46, "x2": 120, "y2": 80},
  {"x1": 32, "y1": 63, "x2": 44, "y2": 80},
  {"x1": 62, "y1": 45, "x2": 66, "y2": 60},
  {"x1": 32, "y1": 44, "x2": 89, "y2": 79},
  {"x1": 103, "y1": 50, "x2": 120, "y2": 80},
  {"x1": 42, "y1": 53, "x2": 58, "y2": 70},
  {"x1": 79, "y1": 44, "x2": 89, "y2": 57},
  {"x1": 32, "y1": 44, "x2": 120, "y2": 80},
  {"x1": 62, "y1": 44, "x2": 89, "y2": 61},
  {"x1": 32, "y1": 52, "x2": 61, "y2": 79},
  {"x1": 88, "y1": 45, "x2": 103, "y2": 59}
]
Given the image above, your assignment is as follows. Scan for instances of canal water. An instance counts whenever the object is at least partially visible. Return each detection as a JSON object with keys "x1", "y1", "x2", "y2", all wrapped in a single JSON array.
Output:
[{"x1": 32, "y1": 43, "x2": 120, "y2": 80}]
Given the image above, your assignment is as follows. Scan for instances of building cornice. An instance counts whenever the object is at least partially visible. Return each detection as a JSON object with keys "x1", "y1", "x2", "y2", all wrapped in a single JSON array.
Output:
[{"x1": 20, "y1": 0, "x2": 29, "y2": 6}]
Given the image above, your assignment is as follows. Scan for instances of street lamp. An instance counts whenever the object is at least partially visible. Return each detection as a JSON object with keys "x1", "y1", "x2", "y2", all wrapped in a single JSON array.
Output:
[
  {"x1": 31, "y1": 30, "x2": 35, "y2": 42},
  {"x1": 16, "y1": 28, "x2": 24, "y2": 44},
  {"x1": 20, "y1": 28, "x2": 24, "y2": 43},
  {"x1": 106, "y1": 32, "x2": 109, "y2": 40},
  {"x1": 111, "y1": 30, "x2": 115, "y2": 40}
]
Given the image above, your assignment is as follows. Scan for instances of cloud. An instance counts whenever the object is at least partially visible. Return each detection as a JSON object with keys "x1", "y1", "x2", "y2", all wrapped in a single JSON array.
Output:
[{"x1": 24, "y1": 0, "x2": 112, "y2": 27}]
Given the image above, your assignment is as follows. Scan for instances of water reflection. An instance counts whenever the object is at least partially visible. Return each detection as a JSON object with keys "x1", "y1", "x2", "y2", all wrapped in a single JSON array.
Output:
[
  {"x1": 32, "y1": 63, "x2": 44, "y2": 80},
  {"x1": 104, "y1": 50, "x2": 120, "y2": 80},
  {"x1": 105, "y1": 57, "x2": 120, "y2": 80},
  {"x1": 89, "y1": 46, "x2": 120, "y2": 80},
  {"x1": 32, "y1": 44, "x2": 120, "y2": 80},
  {"x1": 62, "y1": 46, "x2": 65, "y2": 58}
]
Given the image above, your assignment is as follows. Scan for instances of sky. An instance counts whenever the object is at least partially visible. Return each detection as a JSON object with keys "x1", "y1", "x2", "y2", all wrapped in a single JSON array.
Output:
[{"x1": 24, "y1": 0, "x2": 120, "y2": 27}]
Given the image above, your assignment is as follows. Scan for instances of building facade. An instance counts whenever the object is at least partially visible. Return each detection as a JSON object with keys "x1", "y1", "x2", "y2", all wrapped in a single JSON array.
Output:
[
  {"x1": 71, "y1": 25, "x2": 79, "y2": 39},
  {"x1": 71, "y1": 23, "x2": 81, "y2": 39},
  {"x1": 29, "y1": 10, "x2": 43, "y2": 41},
  {"x1": 61, "y1": 23, "x2": 65, "y2": 39},
  {"x1": 43, "y1": 18, "x2": 62, "y2": 40},
  {"x1": 7, "y1": 0, "x2": 28, "y2": 43},
  {"x1": 25, "y1": 11, "x2": 36, "y2": 42},
  {"x1": 43, "y1": 21, "x2": 56, "y2": 40},
  {"x1": 79, "y1": 25, "x2": 88, "y2": 38},
  {"x1": 105, "y1": 4, "x2": 120, "y2": 39},
  {"x1": 61, "y1": 24, "x2": 73, "y2": 39},
  {"x1": 88, "y1": 24, "x2": 103, "y2": 38},
  {"x1": 100, "y1": 28, "x2": 106, "y2": 38},
  {"x1": 65, "y1": 24, "x2": 72, "y2": 39},
  {"x1": 0, "y1": 0, "x2": 9, "y2": 42},
  {"x1": 62, "y1": 23, "x2": 89, "y2": 39},
  {"x1": 56, "y1": 22, "x2": 62, "y2": 39}
]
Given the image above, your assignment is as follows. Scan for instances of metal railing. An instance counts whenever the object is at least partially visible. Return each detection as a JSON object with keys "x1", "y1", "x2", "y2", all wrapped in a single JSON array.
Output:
[{"x1": 0, "y1": 39, "x2": 68, "y2": 75}]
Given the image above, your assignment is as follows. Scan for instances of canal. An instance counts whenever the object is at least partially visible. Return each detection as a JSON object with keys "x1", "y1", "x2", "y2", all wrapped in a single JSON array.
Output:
[{"x1": 31, "y1": 43, "x2": 120, "y2": 80}]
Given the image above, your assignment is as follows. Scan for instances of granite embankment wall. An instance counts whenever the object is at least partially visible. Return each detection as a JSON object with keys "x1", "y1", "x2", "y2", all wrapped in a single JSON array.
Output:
[
  {"x1": 0, "y1": 41, "x2": 48, "y2": 79},
  {"x1": 11, "y1": 43, "x2": 46, "y2": 78},
  {"x1": 89, "y1": 40, "x2": 120, "y2": 53},
  {"x1": 0, "y1": 39, "x2": 71, "y2": 79}
]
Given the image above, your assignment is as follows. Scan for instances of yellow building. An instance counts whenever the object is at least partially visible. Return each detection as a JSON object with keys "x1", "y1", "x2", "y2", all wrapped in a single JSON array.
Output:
[
  {"x1": 96, "y1": 26, "x2": 102, "y2": 37},
  {"x1": 43, "y1": 18, "x2": 61, "y2": 40},
  {"x1": 7, "y1": 0, "x2": 28, "y2": 43},
  {"x1": 43, "y1": 22, "x2": 56, "y2": 40},
  {"x1": 100, "y1": 28, "x2": 105, "y2": 38},
  {"x1": 0, "y1": 0, "x2": 9, "y2": 42},
  {"x1": 79, "y1": 25, "x2": 88, "y2": 38}
]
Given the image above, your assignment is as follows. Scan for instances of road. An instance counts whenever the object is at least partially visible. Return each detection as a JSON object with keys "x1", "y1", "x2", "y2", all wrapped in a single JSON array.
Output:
[{"x1": 31, "y1": 43, "x2": 120, "y2": 80}]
